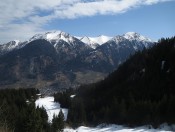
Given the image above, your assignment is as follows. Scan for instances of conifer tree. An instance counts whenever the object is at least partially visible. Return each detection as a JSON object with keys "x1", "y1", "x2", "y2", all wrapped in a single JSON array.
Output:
[
  {"x1": 52, "y1": 109, "x2": 65, "y2": 132},
  {"x1": 57, "y1": 109, "x2": 65, "y2": 132}
]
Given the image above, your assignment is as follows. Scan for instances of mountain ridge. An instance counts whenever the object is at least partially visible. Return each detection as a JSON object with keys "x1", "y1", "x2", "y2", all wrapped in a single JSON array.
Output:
[
  {"x1": 67, "y1": 36, "x2": 175, "y2": 127},
  {"x1": 0, "y1": 31, "x2": 154, "y2": 91},
  {"x1": 0, "y1": 31, "x2": 153, "y2": 54}
]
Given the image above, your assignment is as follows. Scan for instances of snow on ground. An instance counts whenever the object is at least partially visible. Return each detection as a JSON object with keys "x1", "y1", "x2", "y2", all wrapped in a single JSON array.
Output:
[
  {"x1": 64, "y1": 124, "x2": 175, "y2": 132},
  {"x1": 70, "y1": 95, "x2": 76, "y2": 98},
  {"x1": 35, "y1": 96, "x2": 68, "y2": 122},
  {"x1": 35, "y1": 97, "x2": 175, "y2": 132}
]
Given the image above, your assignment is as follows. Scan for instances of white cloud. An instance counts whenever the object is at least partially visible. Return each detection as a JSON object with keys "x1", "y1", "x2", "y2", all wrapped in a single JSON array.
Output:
[
  {"x1": 0, "y1": 0, "x2": 172, "y2": 44},
  {"x1": 144, "y1": 0, "x2": 172, "y2": 5},
  {"x1": 54, "y1": 0, "x2": 141, "y2": 19}
]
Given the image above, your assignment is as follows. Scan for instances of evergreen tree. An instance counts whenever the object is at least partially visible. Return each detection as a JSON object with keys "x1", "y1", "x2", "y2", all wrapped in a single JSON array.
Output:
[
  {"x1": 25, "y1": 104, "x2": 43, "y2": 132},
  {"x1": 0, "y1": 88, "x2": 50, "y2": 131},
  {"x1": 67, "y1": 36, "x2": 175, "y2": 126},
  {"x1": 52, "y1": 109, "x2": 65, "y2": 132},
  {"x1": 57, "y1": 109, "x2": 65, "y2": 132}
]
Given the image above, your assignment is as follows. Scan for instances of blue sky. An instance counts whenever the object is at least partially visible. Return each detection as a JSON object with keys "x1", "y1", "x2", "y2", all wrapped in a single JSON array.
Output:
[{"x1": 0, "y1": 0, "x2": 174, "y2": 43}]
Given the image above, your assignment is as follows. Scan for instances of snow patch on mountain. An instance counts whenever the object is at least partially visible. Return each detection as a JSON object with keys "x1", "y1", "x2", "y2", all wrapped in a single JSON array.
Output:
[
  {"x1": 123, "y1": 32, "x2": 153, "y2": 42},
  {"x1": 14, "y1": 40, "x2": 20, "y2": 45},
  {"x1": 111, "y1": 35, "x2": 127, "y2": 44},
  {"x1": 46, "y1": 31, "x2": 62, "y2": 40},
  {"x1": 79, "y1": 35, "x2": 112, "y2": 49},
  {"x1": 29, "y1": 31, "x2": 77, "y2": 46},
  {"x1": 80, "y1": 36, "x2": 92, "y2": 45},
  {"x1": 46, "y1": 31, "x2": 75, "y2": 44},
  {"x1": 80, "y1": 36, "x2": 98, "y2": 49},
  {"x1": 8, "y1": 40, "x2": 21, "y2": 50},
  {"x1": 0, "y1": 40, "x2": 26, "y2": 52},
  {"x1": 89, "y1": 35, "x2": 112, "y2": 45}
]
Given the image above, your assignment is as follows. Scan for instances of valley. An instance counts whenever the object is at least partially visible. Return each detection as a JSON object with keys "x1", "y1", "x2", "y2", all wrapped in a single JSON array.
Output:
[
  {"x1": 0, "y1": 0, "x2": 174, "y2": 131},
  {"x1": 0, "y1": 31, "x2": 153, "y2": 92}
]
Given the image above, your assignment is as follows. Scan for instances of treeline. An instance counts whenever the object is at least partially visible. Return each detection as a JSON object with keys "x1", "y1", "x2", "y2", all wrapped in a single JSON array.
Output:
[
  {"x1": 0, "y1": 88, "x2": 65, "y2": 132},
  {"x1": 0, "y1": 88, "x2": 48, "y2": 131},
  {"x1": 53, "y1": 90, "x2": 86, "y2": 128},
  {"x1": 53, "y1": 89, "x2": 74, "y2": 109},
  {"x1": 66, "y1": 37, "x2": 175, "y2": 127}
]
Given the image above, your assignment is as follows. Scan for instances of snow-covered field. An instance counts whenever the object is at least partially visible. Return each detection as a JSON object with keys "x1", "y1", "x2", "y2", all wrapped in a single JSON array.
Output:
[
  {"x1": 35, "y1": 96, "x2": 175, "y2": 132},
  {"x1": 35, "y1": 96, "x2": 68, "y2": 122},
  {"x1": 64, "y1": 124, "x2": 175, "y2": 132}
]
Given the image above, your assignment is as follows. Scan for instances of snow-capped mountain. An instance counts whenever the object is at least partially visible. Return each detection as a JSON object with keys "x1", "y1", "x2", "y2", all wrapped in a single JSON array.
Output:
[
  {"x1": 0, "y1": 30, "x2": 154, "y2": 91},
  {"x1": 78, "y1": 32, "x2": 152, "y2": 49},
  {"x1": 79, "y1": 35, "x2": 112, "y2": 49},
  {"x1": 0, "y1": 31, "x2": 153, "y2": 55},
  {"x1": 80, "y1": 33, "x2": 154, "y2": 72},
  {"x1": 90, "y1": 35, "x2": 112, "y2": 45},
  {"x1": 0, "y1": 31, "x2": 92, "y2": 59},
  {"x1": 29, "y1": 30, "x2": 91, "y2": 50},
  {"x1": 123, "y1": 32, "x2": 153, "y2": 48},
  {"x1": 105, "y1": 32, "x2": 153, "y2": 51},
  {"x1": 123, "y1": 32, "x2": 152, "y2": 42},
  {"x1": 29, "y1": 31, "x2": 77, "y2": 45},
  {"x1": 0, "y1": 40, "x2": 27, "y2": 55}
]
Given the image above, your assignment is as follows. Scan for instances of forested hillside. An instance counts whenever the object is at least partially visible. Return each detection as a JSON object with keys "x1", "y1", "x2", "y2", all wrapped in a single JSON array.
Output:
[
  {"x1": 0, "y1": 89, "x2": 49, "y2": 132},
  {"x1": 67, "y1": 37, "x2": 175, "y2": 127}
]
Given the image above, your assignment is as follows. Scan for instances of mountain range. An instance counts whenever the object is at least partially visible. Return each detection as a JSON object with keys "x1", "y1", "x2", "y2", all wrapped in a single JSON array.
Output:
[{"x1": 0, "y1": 31, "x2": 154, "y2": 91}]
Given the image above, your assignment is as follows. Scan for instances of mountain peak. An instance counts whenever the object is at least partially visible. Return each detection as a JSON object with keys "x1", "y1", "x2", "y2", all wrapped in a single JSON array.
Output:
[
  {"x1": 45, "y1": 30, "x2": 70, "y2": 41},
  {"x1": 80, "y1": 36, "x2": 91, "y2": 44},
  {"x1": 112, "y1": 35, "x2": 127, "y2": 43},
  {"x1": 89, "y1": 35, "x2": 112, "y2": 45},
  {"x1": 123, "y1": 32, "x2": 152, "y2": 42},
  {"x1": 80, "y1": 36, "x2": 99, "y2": 49},
  {"x1": 125, "y1": 32, "x2": 140, "y2": 36},
  {"x1": 29, "y1": 30, "x2": 75, "y2": 44},
  {"x1": 124, "y1": 32, "x2": 142, "y2": 39},
  {"x1": 79, "y1": 35, "x2": 112, "y2": 49},
  {"x1": 0, "y1": 30, "x2": 155, "y2": 90},
  {"x1": 13, "y1": 40, "x2": 20, "y2": 44}
]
